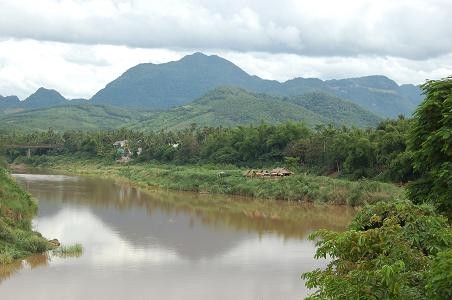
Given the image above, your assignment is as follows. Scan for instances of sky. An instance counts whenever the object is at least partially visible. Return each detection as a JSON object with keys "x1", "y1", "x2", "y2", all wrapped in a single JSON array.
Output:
[{"x1": 0, "y1": 0, "x2": 451, "y2": 99}]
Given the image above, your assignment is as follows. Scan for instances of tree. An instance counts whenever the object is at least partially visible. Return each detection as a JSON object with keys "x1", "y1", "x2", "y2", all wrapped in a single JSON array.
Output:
[
  {"x1": 408, "y1": 76, "x2": 452, "y2": 217},
  {"x1": 302, "y1": 201, "x2": 451, "y2": 299}
]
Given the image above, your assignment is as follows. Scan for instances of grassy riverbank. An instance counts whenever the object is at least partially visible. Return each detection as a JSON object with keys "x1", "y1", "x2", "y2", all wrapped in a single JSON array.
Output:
[
  {"x1": 14, "y1": 155, "x2": 405, "y2": 206},
  {"x1": 0, "y1": 168, "x2": 54, "y2": 264}
]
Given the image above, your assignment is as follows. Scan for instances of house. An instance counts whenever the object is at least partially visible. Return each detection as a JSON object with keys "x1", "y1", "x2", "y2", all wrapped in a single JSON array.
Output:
[
  {"x1": 113, "y1": 140, "x2": 132, "y2": 162},
  {"x1": 113, "y1": 140, "x2": 128, "y2": 148},
  {"x1": 244, "y1": 168, "x2": 294, "y2": 178},
  {"x1": 270, "y1": 168, "x2": 294, "y2": 176}
]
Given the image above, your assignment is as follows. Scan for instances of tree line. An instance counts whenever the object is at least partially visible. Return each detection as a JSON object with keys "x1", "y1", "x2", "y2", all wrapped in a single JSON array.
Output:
[{"x1": 3, "y1": 116, "x2": 416, "y2": 183}]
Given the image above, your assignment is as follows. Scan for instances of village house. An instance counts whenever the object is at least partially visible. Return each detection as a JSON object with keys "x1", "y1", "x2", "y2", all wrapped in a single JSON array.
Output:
[{"x1": 244, "y1": 168, "x2": 294, "y2": 178}]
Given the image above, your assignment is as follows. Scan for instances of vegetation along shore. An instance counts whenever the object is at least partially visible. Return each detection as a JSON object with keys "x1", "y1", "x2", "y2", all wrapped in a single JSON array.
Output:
[
  {"x1": 10, "y1": 157, "x2": 403, "y2": 207},
  {"x1": 0, "y1": 166, "x2": 57, "y2": 264}
]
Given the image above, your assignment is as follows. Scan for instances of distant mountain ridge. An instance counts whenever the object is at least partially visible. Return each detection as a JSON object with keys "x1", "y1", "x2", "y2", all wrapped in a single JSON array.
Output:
[
  {"x1": 0, "y1": 53, "x2": 423, "y2": 123},
  {"x1": 91, "y1": 52, "x2": 423, "y2": 117},
  {"x1": 0, "y1": 88, "x2": 92, "y2": 113},
  {"x1": 21, "y1": 87, "x2": 67, "y2": 109}
]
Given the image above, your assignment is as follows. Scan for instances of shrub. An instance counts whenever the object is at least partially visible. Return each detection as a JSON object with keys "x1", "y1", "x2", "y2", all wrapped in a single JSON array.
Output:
[{"x1": 302, "y1": 201, "x2": 451, "y2": 299}]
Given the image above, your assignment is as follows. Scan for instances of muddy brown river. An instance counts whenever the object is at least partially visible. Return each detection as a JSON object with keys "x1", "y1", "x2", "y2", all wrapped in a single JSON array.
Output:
[{"x1": 0, "y1": 173, "x2": 355, "y2": 300}]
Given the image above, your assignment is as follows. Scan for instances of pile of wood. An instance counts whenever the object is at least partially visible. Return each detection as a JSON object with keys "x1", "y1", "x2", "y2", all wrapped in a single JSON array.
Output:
[{"x1": 244, "y1": 168, "x2": 294, "y2": 178}]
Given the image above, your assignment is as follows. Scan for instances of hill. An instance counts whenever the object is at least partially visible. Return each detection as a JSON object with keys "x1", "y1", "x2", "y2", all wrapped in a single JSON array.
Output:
[
  {"x1": 0, "y1": 104, "x2": 149, "y2": 131},
  {"x1": 1, "y1": 88, "x2": 382, "y2": 131},
  {"x1": 0, "y1": 95, "x2": 21, "y2": 113},
  {"x1": 0, "y1": 88, "x2": 91, "y2": 114},
  {"x1": 91, "y1": 52, "x2": 422, "y2": 117},
  {"x1": 91, "y1": 52, "x2": 271, "y2": 109},
  {"x1": 21, "y1": 87, "x2": 68, "y2": 109},
  {"x1": 286, "y1": 92, "x2": 382, "y2": 128},
  {"x1": 130, "y1": 87, "x2": 380, "y2": 131}
]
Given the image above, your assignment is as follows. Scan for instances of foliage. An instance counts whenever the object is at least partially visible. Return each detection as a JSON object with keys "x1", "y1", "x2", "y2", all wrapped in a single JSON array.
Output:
[
  {"x1": 52, "y1": 243, "x2": 83, "y2": 257},
  {"x1": 302, "y1": 201, "x2": 451, "y2": 299},
  {"x1": 302, "y1": 77, "x2": 452, "y2": 299},
  {"x1": 3, "y1": 117, "x2": 415, "y2": 182},
  {"x1": 0, "y1": 167, "x2": 52, "y2": 264},
  {"x1": 16, "y1": 155, "x2": 403, "y2": 206},
  {"x1": 408, "y1": 76, "x2": 452, "y2": 217},
  {"x1": 425, "y1": 249, "x2": 452, "y2": 300}
]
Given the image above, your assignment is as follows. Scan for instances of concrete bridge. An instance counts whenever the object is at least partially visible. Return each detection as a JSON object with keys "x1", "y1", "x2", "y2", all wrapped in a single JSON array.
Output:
[{"x1": 3, "y1": 144, "x2": 63, "y2": 158}]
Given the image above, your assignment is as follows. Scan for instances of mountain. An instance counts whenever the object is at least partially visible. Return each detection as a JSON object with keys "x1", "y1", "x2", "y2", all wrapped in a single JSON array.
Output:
[
  {"x1": 130, "y1": 87, "x2": 380, "y2": 131},
  {"x1": 91, "y1": 52, "x2": 271, "y2": 109},
  {"x1": 0, "y1": 104, "x2": 149, "y2": 131},
  {"x1": 21, "y1": 87, "x2": 68, "y2": 109},
  {"x1": 91, "y1": 52, "x2": 422, "y2": 117},
  {"x1": 286, "y1": 92, "x2": 382, "y2": 128},
  {"x1": 0, "y1": 95, "x2": 21, "y2": 112},
  {"x1": 0, "y1": 88, "x2": 382, "y2": 131}
]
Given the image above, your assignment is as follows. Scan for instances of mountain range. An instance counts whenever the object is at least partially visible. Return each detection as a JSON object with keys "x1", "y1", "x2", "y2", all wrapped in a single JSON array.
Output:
[
  {"x1": 91, "y1": 52, "x2": 423, "y2": 117},
  {"x1": 1, "y1": 87, "x2": 381, "y2": 131},
  {"x1": 0, "y1": 52, "x2": 424, "y2": 131}
]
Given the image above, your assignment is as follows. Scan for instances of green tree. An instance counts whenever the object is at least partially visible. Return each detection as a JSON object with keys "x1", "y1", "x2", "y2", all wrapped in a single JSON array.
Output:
[
  {"x1": 302, "y1": 201, "x2": 451, "y2": 299},
  {"x1": 408, "y1": 76, "x2": 452, "y2": 217}
]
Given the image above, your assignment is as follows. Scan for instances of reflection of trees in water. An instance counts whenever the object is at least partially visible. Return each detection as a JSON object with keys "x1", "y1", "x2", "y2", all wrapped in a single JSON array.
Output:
[
  {"x1": 20, "y1": 176, "x2": 356, "y2": 240},
  {"x1": 0, "y1": 254, "x2": 49, "y2": 282}
]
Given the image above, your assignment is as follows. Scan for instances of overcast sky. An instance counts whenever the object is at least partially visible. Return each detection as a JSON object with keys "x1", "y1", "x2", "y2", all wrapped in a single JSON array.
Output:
[{"x1": 0, "y1": 0, "x2": 451, "y2": 99}]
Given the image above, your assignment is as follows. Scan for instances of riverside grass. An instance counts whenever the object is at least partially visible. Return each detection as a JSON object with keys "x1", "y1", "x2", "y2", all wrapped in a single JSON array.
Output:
[
  {"x1": 0, "y1": 168, "x2": 53, "y2": 264},
  {"x1": 52, "y1": 243, "x2": 83, "y2": 258},
  {"x1": 17, "y1": 155, "x2": 405, "y2": 207}
]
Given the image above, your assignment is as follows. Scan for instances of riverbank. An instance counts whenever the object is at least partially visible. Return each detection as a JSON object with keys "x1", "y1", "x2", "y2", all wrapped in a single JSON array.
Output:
[
  {"x1": 0, "y1": 168, "x2": 55, "y2": 264},
  {"x1": 12, "y1": 155, "x2": 405, "y2": 207}
]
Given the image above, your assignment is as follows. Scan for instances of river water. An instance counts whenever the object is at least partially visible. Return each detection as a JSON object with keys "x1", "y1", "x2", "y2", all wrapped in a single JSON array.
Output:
[{"x1": 0, "y1": 173, "x2": 355, "y2": 300}]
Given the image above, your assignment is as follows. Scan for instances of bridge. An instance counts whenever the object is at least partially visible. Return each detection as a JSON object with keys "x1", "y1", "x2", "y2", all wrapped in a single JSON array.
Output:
[{"x1": 3, "y1": 144, "x2": 63, "y2": 158}]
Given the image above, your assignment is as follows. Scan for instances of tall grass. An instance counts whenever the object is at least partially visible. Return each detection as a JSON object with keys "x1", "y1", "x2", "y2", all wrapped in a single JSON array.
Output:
[
  {"x1": 52, "y1": 243, "x2": 83, "y2": 257},
  {"x1": 25, "y1": 155, "x2": 405, "y2": 207}
]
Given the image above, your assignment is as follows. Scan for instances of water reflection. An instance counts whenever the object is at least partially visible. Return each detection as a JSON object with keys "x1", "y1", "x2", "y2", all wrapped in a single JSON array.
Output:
[{"x1": 0, "y1": 173, "x2": 355, "y2": 300}]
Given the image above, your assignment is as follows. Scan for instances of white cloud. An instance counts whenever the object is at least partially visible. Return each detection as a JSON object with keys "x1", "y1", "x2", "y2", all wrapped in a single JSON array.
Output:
[
  {"x1": 0, "y1": 0, "x2": 451, "y2": 98},
  {"x1": 0, "y1": 39, "x2": 185, "y2": 99},
  {"x1": 0, "y1": 0, "x2": 451, "y2": 58}
]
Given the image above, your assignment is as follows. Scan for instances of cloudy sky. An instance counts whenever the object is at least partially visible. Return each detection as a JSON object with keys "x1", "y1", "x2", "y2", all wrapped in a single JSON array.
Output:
[{"x1": 0, "y1": 0, "x2": 451, "y2": 99}]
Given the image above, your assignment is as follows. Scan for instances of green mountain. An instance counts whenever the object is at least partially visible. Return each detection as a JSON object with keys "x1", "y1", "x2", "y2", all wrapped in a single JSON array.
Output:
[
  {"x1": 0, "y1": 104, "x2": 148, "y2": 131},
  {"x1": 91, "y1": 52, "x2": 422, "y2": 117},
  {"x1": 130, "y1": 87, "x2": 380, "y2": 131},
  {"x1": 0, "y1": 88, "x2": 383, "y2": 131},
  {"x1": 286, "y1": 92, "x2": 382, "y2": 128},
  {"x1": 21, "y1": 87, "x2": 68, "y2": 109},
  {"x1": 91, "y1": 52, "x2": 272, "y2": 109},
  {"x1": 0, "y1": 95, "x2": 21, "y2": 112}
]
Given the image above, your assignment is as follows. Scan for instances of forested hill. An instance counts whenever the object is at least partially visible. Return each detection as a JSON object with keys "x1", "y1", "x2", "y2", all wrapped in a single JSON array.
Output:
[
  {"x1": 21, "y1": 87, "x2": 67, "y2": 109},
  {"x1": 286, "y1": 92, "x2": 382, "y2": 128},
  {"x1": 91, "y1": 52, "x2": 422, "y2": 117},
  {"x1": 0, "y1": 104, "x2": 149, "y2": 131},
  {"x1": 130, "y1": 87, "x2": 380, "y2": 131},
  {"x1": 0, "y1": 88, "x2": 381, "y2": 131},
  {"x1": 0, "y1": 87, "x2": 88, "y2": 112}
]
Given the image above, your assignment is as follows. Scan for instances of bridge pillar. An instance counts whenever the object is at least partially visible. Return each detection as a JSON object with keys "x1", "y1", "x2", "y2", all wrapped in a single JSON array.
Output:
[{"x1": 26, "y1": 148, "x2": 31, "y2": 158}]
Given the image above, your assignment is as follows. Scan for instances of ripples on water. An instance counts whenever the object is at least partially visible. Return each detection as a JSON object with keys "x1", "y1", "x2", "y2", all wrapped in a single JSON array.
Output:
[{"x1": 0, "y1": 173, "x2": 355, "y2": 300}]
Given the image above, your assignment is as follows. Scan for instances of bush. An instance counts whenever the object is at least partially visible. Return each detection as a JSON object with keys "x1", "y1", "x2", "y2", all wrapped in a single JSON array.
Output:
[{"x1": 302, "y1": 201, "x2": 451, "y2": 299}]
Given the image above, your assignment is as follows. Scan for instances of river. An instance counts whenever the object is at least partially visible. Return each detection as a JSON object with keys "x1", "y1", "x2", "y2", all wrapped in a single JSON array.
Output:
[{"x1": 0, "y1": 173, "x2": 355, "y2": 300}]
